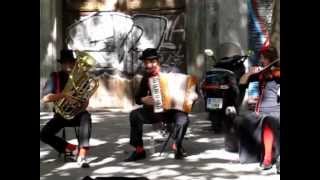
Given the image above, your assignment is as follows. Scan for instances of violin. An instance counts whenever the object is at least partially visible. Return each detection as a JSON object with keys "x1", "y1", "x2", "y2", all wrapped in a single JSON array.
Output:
[
  {"x1": 270, "y1": 66, "x2": 280, "y2": 78},
  {"x1": 259, "y1": 66, "x2": 280, "y2": 81},
  {"x1": 249, "y1": 59, "x2": 280, "y2": 82}
]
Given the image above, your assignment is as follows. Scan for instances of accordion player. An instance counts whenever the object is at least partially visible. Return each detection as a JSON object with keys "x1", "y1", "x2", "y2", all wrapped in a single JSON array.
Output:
[{"x1": 149, "y1": 72, "x2": 198, "y2": 113}]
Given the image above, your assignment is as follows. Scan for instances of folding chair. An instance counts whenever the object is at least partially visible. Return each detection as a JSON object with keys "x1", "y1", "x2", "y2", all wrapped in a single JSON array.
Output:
[{"x1": 159, "y1": 121, "x2": 176, "y2": 156}]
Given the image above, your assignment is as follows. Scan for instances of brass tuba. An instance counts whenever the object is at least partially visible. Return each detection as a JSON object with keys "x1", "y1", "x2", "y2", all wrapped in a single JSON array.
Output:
[{"x1": 54, "y1": 51, "x2": 99, "y2": 120}]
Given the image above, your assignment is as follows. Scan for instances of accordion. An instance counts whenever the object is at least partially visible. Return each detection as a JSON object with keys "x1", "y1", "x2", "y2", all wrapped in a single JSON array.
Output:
[{"x1": 149, "y1": 73, "x2": 198, "y2": 113}]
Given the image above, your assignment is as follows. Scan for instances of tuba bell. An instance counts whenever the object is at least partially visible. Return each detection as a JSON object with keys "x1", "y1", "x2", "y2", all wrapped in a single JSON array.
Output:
[{"x1": 54, "y1": 51, "x2": 99, "y2": 120}]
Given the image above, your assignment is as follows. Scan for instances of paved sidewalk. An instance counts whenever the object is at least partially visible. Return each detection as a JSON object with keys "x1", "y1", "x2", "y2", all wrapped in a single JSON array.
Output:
[{"x1": 40, "y1": 111, "x2": 280, "y2": 180}]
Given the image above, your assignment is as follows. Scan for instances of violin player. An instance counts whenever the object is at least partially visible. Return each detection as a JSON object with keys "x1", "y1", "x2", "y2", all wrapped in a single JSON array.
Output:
[{"x1": 236, "y1": 46, "x2": 280, "y2": 174}]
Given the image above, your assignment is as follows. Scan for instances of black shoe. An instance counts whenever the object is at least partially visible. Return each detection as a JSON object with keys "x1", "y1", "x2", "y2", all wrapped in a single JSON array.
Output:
[
  {"x1": 64, "y1": 148, "x2": 79, "y2": 162},
  {"x1": 259, "y1": 163, "x2": 273, "y2": 170},
  {"x1": 174, "y1": 148, "x2": 187, "y2": 160},
  {"x1": 77, "y1": 157, "x2": 90, "y2": 168},
  {"x1": 182, "y1": 152, "x2": 187, "y2": 158},
  {"x1": 172, "y1": 144, "x2": 187, "y2": 157},
  {"x1": 276, "y1": 156, "x2": 280, "y2": 174},
  {"x1": 174, "y1": 152, "x2": 184, "y2": 160},
  {"x1": 64, "y1": 152, "x2": 77, "y2": 162},
  {"x1": 124, "y1": 150, "x2": 146, "y2": 162},
  {"x1": 179, "y1": 147, "x2": 188, "y2": 157}
]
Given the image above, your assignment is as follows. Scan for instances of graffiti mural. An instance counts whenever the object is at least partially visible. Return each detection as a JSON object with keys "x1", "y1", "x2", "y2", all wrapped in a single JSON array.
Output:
[
  {"x1": 158, "y1": 12, "x2": 186, "y2": 73},
  {"x1": 67, "y1": 12, "x2": 144, "y2": 75},
  {"x1": 129, "y1": 14, "x2": 168, "y2": 74},
  {"x1": 66, "y1": 10, "x2": 186, "y2": 109},
  {"x1": 66, "y1": 11, "x2": 186, "y2": 75}
]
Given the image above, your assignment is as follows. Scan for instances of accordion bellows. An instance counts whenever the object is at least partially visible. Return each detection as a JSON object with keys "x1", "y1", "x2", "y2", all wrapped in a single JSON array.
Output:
[{"x1": 149, "y1": 73, "x2": 198, "y2": 113}]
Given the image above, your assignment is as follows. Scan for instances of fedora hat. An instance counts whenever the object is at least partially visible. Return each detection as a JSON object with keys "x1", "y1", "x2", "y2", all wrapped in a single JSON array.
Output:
[
  {"x1": 57, "y1": 49, "x2": 76, "y2": 63},
  {"x1": 139, "y1": 48, "x2": 160, "y2": 60}
]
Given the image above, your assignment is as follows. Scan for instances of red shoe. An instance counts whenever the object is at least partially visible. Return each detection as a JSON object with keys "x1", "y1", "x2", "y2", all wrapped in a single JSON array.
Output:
[{"x1": 124, "y1": 150, "x2": 146, "y2": 162}]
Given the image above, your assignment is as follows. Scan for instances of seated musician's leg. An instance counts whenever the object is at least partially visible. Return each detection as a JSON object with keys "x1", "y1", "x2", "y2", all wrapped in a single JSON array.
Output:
[
  {"x1": 263, "y1": 114, "x2": 280, "y2": 157},
  {"x1": 172, "y1": 110, "x2": 189, "y2": 159},
  {"x1": 125, "y1": 108, "x2": 151, "y2": 161},
  {"x1": 235, "y1": 112, "x2": 263, "y2": 164},
  {"x1": 40, "y1": 114, "x2": 69, "y2": 154},
  {"x1": 75, "y1": 111, "x2": 92, "y2": 168},
  {"x1": 260, "y1": 115, "x2": 280, "y2": 170},
  {"x1": 260, "y1": 121, "x2": 273, "y2": 169}
]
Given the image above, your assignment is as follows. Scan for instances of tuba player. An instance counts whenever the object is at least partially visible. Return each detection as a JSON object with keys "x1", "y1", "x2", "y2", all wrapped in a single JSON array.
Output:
[{"x1": 40, "y1": 49, "x2": 92, "y2": 168}]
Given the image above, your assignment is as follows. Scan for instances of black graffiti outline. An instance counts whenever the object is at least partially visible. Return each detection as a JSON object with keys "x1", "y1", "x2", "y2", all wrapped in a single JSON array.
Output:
[{"x1": 66, "y1": 11, "x2": 187, "y2": 74}]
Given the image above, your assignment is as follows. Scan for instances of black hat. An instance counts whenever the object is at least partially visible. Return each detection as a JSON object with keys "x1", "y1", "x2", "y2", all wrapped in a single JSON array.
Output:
[
  {"x1": 57, "y1": 49, "x2": 76, "y2": 63},
  {"x1": 139, "y1": 48, "x2": 160, "y2": 60}
]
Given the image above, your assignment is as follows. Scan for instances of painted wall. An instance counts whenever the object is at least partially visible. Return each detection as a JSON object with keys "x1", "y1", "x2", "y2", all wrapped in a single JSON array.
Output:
[
  {"x1": 40, "y1": 0, "x2": 276, "y2": 112},
  {"x1": 63, "y1": 0, "x2": 187, "y2": 111}
]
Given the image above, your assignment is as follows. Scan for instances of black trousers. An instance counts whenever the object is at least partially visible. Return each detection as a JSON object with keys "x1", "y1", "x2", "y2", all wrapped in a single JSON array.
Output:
[
  {"x1": 129, "y1": 108, "x2": 189, "y2": 149},
  {"x1": 40, "y1": 111, "x2": 92, "y2": 153},
  {"x1": 235, "y1": 111, "x2": 280, "y2": 163}
]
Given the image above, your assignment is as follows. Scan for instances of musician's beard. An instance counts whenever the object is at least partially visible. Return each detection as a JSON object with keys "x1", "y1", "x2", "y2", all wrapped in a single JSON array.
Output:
[{"x1": 147, "y1": 66, "x2": 160, "y2": 76}]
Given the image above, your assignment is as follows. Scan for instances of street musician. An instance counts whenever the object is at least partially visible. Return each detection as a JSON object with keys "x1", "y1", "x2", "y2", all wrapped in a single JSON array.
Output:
[
  {"x1": 40, "y1": 49, "x2": 94, "y2": 168},
  {"x1": 236, "y1": 46, "x2": 280, "y2": 174},
  {"x1": 125, "y1": 48, "x2": 198, "y2": 161}
]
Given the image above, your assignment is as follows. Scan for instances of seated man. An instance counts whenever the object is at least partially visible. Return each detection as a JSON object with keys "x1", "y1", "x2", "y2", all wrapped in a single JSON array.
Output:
[
  {"x1": 40, "y1": 49, "x2": 92, "y2": 168},
  {"x1": 125, "y1": 48, "x2": 190, "y2": 161},
  {"x1": 236, "y1": 46, "x2": 280, "y2": 173}
]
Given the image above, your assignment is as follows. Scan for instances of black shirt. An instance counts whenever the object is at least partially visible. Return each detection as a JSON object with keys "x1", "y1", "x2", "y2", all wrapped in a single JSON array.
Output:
[{"x1": 135, "y1": 72, "x2": 152, "y2": 109}]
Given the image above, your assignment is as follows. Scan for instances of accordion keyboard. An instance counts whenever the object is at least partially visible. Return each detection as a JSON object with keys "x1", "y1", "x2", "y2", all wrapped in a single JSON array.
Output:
[{"x1": 150, "y1": 76, "x2": 164, "y2": 113}]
